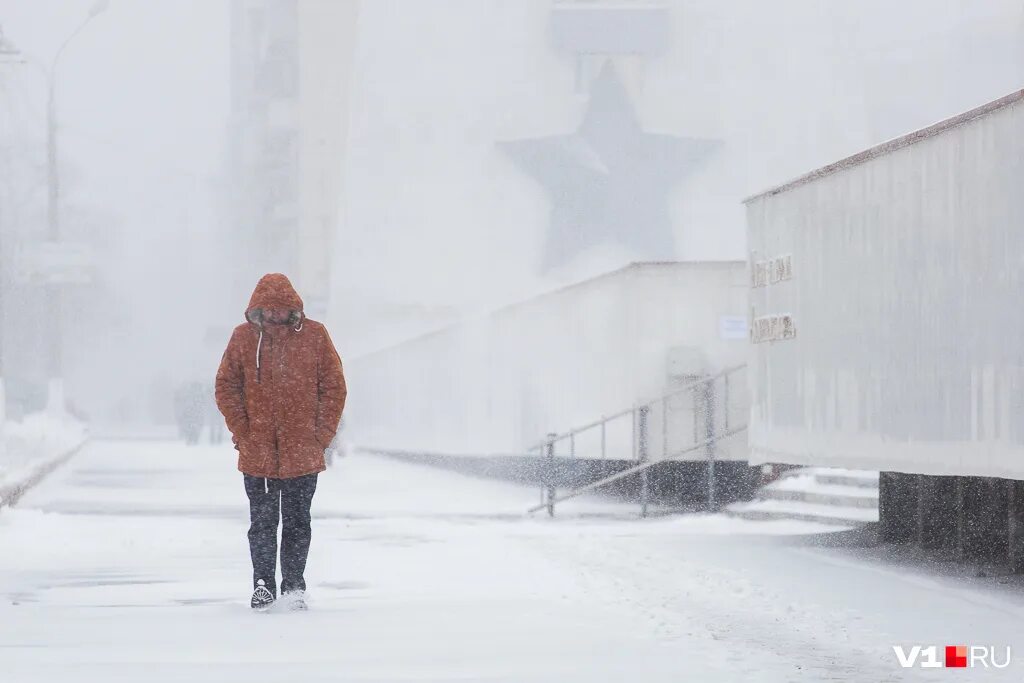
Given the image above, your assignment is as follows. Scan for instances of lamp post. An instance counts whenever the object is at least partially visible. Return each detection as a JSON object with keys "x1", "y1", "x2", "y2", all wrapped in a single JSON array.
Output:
[
  {"x1": 44, "y1": 0, "x2": 109, "y2": 415},
  {"x1": 0, "y1": 24, "x2": 24, "y2": 455}
]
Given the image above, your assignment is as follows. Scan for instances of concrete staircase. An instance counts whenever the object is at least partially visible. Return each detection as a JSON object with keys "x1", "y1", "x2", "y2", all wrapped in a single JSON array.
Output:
[{"x1": 726, "y1": 467, "x2": 879, "y2": 527}]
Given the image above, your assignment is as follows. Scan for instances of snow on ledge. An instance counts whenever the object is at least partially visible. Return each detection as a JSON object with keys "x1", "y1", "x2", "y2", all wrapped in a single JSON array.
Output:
[{"x1": 0, "y1": 413, "x2": 88, "y2": 507}]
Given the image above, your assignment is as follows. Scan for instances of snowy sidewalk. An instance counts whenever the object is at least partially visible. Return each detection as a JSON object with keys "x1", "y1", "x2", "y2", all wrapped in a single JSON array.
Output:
[{"x1": 1, "y1": 441, "x2": 1023, "y2": 682}]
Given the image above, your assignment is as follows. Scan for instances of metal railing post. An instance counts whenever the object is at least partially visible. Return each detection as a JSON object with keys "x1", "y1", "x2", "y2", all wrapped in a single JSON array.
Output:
[
  {"x1": 638, "y1": 405, "x2": 650, "y2": 518},
  {"x1": 545, "y1": 432, "x2": 556, "y2": 517},
  {"x1": 631, "y1": 404, "x2": 638, "y2": 461},
  {"x1": 704, "y1": 377, "x2": 717, "y2": 512},
  {"x1": 723, "y1": 372, "x2": 730, "y2": 432},
  {"x1": 661, "y1": 396, "x2": 668, "y2": 459}
]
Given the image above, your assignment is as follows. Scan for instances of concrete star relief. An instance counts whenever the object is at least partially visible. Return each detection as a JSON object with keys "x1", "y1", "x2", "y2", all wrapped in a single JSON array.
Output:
[{"x1": 500, "y1": 63, "x2": 719, "y2": 270}]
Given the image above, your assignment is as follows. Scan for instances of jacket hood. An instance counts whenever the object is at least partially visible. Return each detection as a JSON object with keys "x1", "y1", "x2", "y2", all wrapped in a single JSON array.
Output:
[{"x1": 245, "y1": 273, "x2": 304, "y2": 324}]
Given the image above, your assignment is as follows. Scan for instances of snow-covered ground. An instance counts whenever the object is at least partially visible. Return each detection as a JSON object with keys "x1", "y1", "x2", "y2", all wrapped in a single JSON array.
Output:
[{"x1": 1, "y1": 441, "x2": 1023, "y2": 682}]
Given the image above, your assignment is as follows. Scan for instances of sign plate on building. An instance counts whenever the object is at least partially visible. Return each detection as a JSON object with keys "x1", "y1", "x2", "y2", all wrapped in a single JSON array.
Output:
[
  {"x1": 719, "y1": 315, "x2": 748, "y2": 340},
  {"x1": 751, "y1": 314, "x2": 796, "y2": 343},
  {"x1": 751, "y1": 253, "x2": 793, "y2": 288}
]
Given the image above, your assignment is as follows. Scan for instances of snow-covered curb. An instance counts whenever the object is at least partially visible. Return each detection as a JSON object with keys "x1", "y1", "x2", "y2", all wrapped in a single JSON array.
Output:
[{"x1": 0, "y1": 414, "x2": 88, "y2": 508}]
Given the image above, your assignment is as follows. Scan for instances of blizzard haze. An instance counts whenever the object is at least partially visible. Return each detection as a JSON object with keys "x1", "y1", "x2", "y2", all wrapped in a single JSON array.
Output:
[
  {"x1": 1, "y1": 3, "x2": 1024, "y2": 682},
  {"x1": 0, "y1": 0, "x2": 231, "y2": 427},
  {"x1": 0, "y1": 1, "x2": 1021, "y2": 424}
]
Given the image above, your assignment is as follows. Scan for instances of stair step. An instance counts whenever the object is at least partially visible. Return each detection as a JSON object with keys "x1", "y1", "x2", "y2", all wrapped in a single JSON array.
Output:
[
  {"x1": 727, "y1": 498, "x2": 878, "y2": 525},
  {"x1": 759, "y1": 487, "x2": 878, "y2": 509},
  {"x1": 726, "y1": 467, "x2": 879, "y2": 528},
  {"x1": 768, "y1": 474, "x2": 878, "y2": 496},
  {"x1": 787, "y1": 468, "x2": 879, "y2": 489},
  {"x1": 813, "y1": 474, "x2": 879, "y2": 489},
  {"x1": 727, "y1": 507, "x2": 876, "y2": 528}
]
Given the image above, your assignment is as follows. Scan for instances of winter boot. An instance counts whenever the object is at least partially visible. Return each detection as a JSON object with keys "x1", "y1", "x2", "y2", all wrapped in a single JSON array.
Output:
[
  {"x1": 250, "y1": 578, "x2": 275, "y2": 610},
  {"x1": 282, "y1": 590, "x2": 307, "y2": 612}
]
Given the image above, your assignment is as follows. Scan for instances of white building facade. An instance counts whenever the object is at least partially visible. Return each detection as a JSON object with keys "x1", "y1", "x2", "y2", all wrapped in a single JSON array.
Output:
[
  {"x1": 746, "y1": 89, "x2": 1024, "y2": 480},
  {"x1": 228, "y1": 0, "x2": 359, "y2": 319}
]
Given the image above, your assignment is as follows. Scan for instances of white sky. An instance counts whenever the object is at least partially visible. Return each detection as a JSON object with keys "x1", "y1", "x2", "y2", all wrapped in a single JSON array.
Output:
[{"x1": 0, "y1": 0, "x2": 229, "y2": 210}]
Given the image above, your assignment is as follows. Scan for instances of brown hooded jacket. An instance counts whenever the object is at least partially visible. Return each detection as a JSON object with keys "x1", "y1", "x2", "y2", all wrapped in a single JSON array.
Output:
[{"x1": 215, "y1": 273, "x2": 347, "y2": 479}]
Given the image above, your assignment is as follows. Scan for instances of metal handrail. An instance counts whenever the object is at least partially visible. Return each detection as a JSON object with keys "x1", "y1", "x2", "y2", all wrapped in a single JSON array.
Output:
[
  {"x1": 527, "y1": 425, "x2": 748, "y2": 515},
  {"x1": 531, "y1": 363, "x2": 746, "y2": 452},
  {"x1": 531, "y1": 363, "x2": 749, "y2": 516}
]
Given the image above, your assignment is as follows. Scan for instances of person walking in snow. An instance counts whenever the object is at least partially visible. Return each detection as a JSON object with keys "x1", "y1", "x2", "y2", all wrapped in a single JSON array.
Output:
[{"x1": 215, "y1": 273, "x2": 347, "y2": 611}]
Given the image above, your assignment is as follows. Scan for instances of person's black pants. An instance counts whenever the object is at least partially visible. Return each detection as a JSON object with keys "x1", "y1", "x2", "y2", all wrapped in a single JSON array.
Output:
[{"x1": 243, "y1": 473, "x2": 318, "y2": 596}]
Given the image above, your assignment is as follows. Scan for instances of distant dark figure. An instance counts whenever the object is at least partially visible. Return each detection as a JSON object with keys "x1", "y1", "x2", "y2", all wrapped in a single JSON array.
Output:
[
  {"x1": 174, "y1": 381, "x2": 205, "y2": 445},
  {"x1": 206, "y1": 387, "x2": 225, "y2": 444}
]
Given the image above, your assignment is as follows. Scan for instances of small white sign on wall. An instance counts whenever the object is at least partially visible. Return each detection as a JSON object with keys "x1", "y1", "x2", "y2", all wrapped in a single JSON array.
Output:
[{"x1": 719, "y1": 316, "x2": 748, "y2": 340}]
